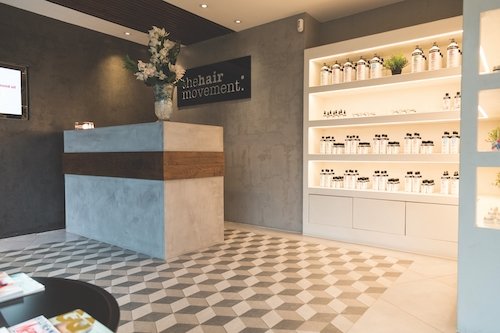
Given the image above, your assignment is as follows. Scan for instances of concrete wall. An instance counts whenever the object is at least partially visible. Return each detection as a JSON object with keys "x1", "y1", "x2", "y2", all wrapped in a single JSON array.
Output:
[
  {"x1": 319, "y1": 0, "x2": 463, "y2": 45},
  {"x1": 0, "y1": 4, "x2": 153, "y2": 238},
  {"x1": 172, "y1": 14, "x2": 318, "y2": 233}
]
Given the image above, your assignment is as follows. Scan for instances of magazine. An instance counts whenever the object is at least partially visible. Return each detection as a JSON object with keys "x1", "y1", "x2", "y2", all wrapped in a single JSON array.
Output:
[
  {"x1": 9, "y1": 273, "x2": 45, "y2": 297},
  {"x1": 8, "y1": 315, "x2": 59, "y2": 333},
  {"x1": 0, "y1": 272, "x2": 22, "y2": 303},
  {"x1": 49, "y1": 309, "x2": 112, "y2": 333}
]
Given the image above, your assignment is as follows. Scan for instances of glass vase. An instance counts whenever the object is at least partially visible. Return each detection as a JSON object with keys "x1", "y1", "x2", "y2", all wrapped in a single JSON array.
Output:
[{"x1": 153, "y1": 83, "x2": 174, "y2": 121}]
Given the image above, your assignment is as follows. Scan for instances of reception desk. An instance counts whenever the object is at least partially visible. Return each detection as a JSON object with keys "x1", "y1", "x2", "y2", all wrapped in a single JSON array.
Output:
[{"x1": 63, "y1": 122, "x2": 224, "y2": 260}]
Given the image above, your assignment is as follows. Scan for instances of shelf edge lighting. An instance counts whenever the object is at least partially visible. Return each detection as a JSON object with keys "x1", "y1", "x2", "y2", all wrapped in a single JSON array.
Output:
[
  {"x1": 480, "y1": 46, "x2": 491, "y2": 73},
  {"x1": 478, "y1": 105, "x2": 488, "y2": 118}
]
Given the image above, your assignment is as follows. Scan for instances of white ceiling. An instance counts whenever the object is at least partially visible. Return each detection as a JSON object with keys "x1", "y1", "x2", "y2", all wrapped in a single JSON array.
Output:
[{"x1": 166, "y1": 0, "x2": 405, "y2": 32}]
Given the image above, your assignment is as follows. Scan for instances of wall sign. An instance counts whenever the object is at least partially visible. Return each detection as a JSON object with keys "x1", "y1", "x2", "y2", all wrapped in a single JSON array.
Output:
[{"x1": 178, "y1": 56, "x2": 251, "y2": 107}]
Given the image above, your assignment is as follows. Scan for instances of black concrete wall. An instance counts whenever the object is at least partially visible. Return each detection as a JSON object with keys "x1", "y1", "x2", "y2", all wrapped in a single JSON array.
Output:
[{"x1": 0, "y1": 4, "x2": 154, "y2": 238}]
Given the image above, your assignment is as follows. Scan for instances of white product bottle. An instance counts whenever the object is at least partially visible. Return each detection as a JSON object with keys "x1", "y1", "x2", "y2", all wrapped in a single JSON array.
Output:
[
  {"x1": 443, "y1": 93, "x2": 451, "y2": 111},
  {"x1": 352, "y1": 136, "x2": 360, "y2": 154},
  {"x1": 343, "y1": 59, "x2": 354, "y2": 83},
  {"x1": 412, "y1": 171, "x2": 422, "y2": 193},
  {"x1": 344, "y1": 170, "x2": 351, "y2": 189},
  {"x1": 325, "y1": 136, "x2": 332, "y2": 154},
  {"x1": 356, "y1": 57, "x2": 369, "y2": 81},
  {"x1": 405, "y1": 171, "x2": 413, "y2": 192},
  {"x1": 451, "y1": 171, "x2": 459, "y2": 195},
  {"x1": 450, "y1": 131, "x2": 460, "y2": 154},
  {"x1": 404, "y1": 133, "x2": 413, "y2": 154},
  {"x1": 453, "y1": 92, "x2": 461, "y2": 112},
  {"x1": 412, "y1": 133, "x2": 421, "y2": 154},
  {"x1": 369, "y1": 54, "x2": 383, "y2": 79},
  {"x1": 446, "y1": 39, "x2": 461, "y2": 68},
  {"x1": 441, "y1": 131, "x2": 450, "y2": 154},
  {"x1": 440, "y1": 171, "x2": 450, "y2": 194},
  {"x1": 328, "y1": 170, "x2": 335, "y2": 188},
  {"x1": 380, "y1": 134, "x2": 389, "y2": 154},
  {"x1": 373, "y1": 170, "x2": 380, "y2": 190},
  {"x1": 373, "y1": 134, "x2": 381, "y2": 154},
  {"x1": 352, "y1": 170, "x2": 359, "y2": 189},
  {"x1": 380, "y1": 171, "x2": 388, "y2": 191},
  {"x1": 320, "y1": 63, "x2": 330, "y2": 86},
  {"x1": 428, "y1": 42, "x2": 443, "y2": 71},
  {"x1": 411, "y1": 45, "x2": 426, "y2": 73},
  {"x1": 331, "y1": 61, "x2": 342, "y2": 84},
  {"x1": 320, "y1": 136, "x2": 326, "y2": 154},
  {"x1": 320, "y1": 169, "x2": 326, "y2": 187}
]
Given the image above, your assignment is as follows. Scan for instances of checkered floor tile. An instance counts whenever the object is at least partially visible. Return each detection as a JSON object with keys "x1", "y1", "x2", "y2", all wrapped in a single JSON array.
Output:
[{"x1": 0, "y1": 229, "x2": 412, "y2": 333}]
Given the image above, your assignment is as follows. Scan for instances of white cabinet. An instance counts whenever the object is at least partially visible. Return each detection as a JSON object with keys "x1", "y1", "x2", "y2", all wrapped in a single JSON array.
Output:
[
  {"x1": 303, "y1": 17, "x2": 463, "y2": 258},
  {"x1": 353, "y1": 198, "x2": 405, "y2": 235},
  {"x1": 308, "y1": 195, "x2": 352, "y2": 228},
  {"x1": 406, "y1": 202, "x2": 458, "y2": 242}
]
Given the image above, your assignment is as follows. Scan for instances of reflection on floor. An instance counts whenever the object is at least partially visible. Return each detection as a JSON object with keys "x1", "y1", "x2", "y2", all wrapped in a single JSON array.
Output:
[{"x1": 0, "y1": 222, "x2": 457, "y2": 333}]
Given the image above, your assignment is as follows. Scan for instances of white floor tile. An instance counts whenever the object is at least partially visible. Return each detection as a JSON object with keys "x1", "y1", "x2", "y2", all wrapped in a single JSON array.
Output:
[
  {"x1": 348, "y1": 299, "x2": 442, "y2": 333},
  {"x1": 381, "y1": 279, "x2": 457, "y2": 333}
]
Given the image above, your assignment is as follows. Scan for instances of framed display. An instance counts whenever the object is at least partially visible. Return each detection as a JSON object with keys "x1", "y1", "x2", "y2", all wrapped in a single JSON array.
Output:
[{"x1": 0, "y1": 61, "x2": 29, "y2": 120}]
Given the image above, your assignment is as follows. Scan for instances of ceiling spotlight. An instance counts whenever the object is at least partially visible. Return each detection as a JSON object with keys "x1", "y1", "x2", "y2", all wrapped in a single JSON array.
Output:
[
  {"x1": 124, "y1": 32, "x2": 131, "y2": 36},
  {"x1": 234, "y1": 19, "x2": 241, "y2": 24},
  {"x1": 200, "y1": 4, "x2": 208, "y2": 8}
]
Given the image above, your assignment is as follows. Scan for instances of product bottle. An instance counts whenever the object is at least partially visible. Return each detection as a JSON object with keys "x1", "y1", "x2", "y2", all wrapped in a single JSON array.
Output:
[
  {"x1": 343, "y1": 59, "x2": 354, "y2": 83},
  {"x1": 451, "y1": 171, "x2": 459, "y2": 195},
  {"x1": 320, "y1": 63, "x2": 330, "y2": 86},
  {"x1": 356, "y1": 57, "x2": 369, "y2": 81},
  {"x1": 320, "y1": 136, "x2": 326, "y2": 154},
  {"x1": 428, "y1": 42, "x2": 443, "y2": 71},
  {"x1": 344, "y1": 170, "x2": 351, "y2": 189},
  {"x1": 353, "y1": 170, "x2": 359, "y2": 189},
  {"x1": 353, "y1": 135, "x2": 360, "y2": 154},
  {"x1": 328, "y1": 170, "x2": 335, "y2": 188},
  {"x1": 441, "y1": 131, "x2": 450, "y2": 154},
  {"x1": 412, "y1": 171, "x2": 422, "y2": 193},
  {"x1": 331, "y1": 61, "x2": 342, "y2": 84},
  {"x1": 412, "y1": 132, "x2": 422, "y2": 154},
  {"x1": 411, "y1": 45, "x2": 426, "y2": 73},
  {"x1": 443, "y1": 93, "x2": 451, "y2": 111},
  {"x1": 405, "y1": 171, "x2": 413, "y2": 192},
  {"x1": 345, "y1": 135, "x2": 352, "y2": 154},
  {"x1": 446, "y1": 39, "x2": 461, "y2": 68},
  {"x1": 325, "y1": 136, "x2": 332, "y2": 154},
  {"x1": 320, "y1": 169, "x2": 326, "y2": 187},
  {"x1": 453, "y1": 92, "x2": 461, "y2": 112},
  {"x1": 370, "y1": 54, "x2": 383, "y2": 79},
  {"x1": 330, "y1": 137, "x2": 337, "y2": 154},
  {"x1": 450, "y1": 131, "x2": 460, "y2": 154},
  {"x1": 440, "y1": 171, "x2": 450, "y2": 194},
  {"x1": 380, "y1": 171, "x2": 388, "y2": 191},
  {"x1": 372, "y1": 134, "x2": 381, "y2": 154},
  {"x1": 373, "y1": 170, "x2": 380, "y2": 190},
  {"x1": 380, "y1": 134, "x2": 389, "y2": 154},
  {"x1": 404, "y1": 133, "x2": 413, "y2": 154}
]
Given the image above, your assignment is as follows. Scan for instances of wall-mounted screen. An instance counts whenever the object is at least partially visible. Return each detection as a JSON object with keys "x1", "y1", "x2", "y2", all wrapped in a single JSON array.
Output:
[{"x1": 0, "y1": 62, "x2": 28, "y2": 120}]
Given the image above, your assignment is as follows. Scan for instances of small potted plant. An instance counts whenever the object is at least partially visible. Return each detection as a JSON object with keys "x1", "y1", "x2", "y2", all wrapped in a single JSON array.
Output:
[
  {"x1": 384, "y1": 54, "x2": 408, "y2": 75},
  {"x1": 486, "y1": 127, "x2": 500, "y2": 151}
]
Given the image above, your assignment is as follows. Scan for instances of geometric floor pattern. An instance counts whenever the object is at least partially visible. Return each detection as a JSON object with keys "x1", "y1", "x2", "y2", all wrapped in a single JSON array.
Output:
[{"x1": 0, "y1": 229, "x2": 412, "y2": 333}]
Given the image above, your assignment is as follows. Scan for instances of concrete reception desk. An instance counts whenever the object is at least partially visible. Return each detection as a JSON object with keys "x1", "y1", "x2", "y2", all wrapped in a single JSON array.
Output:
[{"x1": 63, "y1": 122, "x2": 224, "y2": 259}]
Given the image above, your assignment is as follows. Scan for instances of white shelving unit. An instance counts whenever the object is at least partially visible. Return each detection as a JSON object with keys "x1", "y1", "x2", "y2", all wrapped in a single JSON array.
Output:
[
  {"x1": 303, "y1": 17, "x2": 463, "y2": 258},
  {"x1": 458, "y1": 1, "x2": 500, "y2": 332}
]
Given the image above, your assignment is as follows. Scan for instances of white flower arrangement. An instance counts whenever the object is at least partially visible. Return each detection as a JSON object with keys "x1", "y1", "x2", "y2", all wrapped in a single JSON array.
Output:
[{"x1": 125, "y1": 26, "x2": 185, "y2": 86}]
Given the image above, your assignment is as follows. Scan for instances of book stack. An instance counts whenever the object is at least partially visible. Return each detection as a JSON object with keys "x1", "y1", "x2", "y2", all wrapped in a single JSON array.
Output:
[
  {"x1": 0, "y1": 309, "x2": 113, "y2": 333},
  {"x1": 0, "y1": 272, "x2": 45, "y2": 303}
]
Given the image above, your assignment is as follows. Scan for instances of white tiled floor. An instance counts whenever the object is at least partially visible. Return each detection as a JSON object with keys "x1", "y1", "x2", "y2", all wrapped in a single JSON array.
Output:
[{"x1": 0, "y1": 222, "x2": 457, "y2": 333}]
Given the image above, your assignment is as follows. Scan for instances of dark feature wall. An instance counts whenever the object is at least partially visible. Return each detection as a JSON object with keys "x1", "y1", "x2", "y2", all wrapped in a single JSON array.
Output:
[{"x1": 0, "y1": 4, "x2": 154, "y2": 238}]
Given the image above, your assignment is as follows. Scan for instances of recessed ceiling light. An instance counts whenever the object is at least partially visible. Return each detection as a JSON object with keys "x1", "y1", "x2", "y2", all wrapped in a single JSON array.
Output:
[
  {"x1": 234, "y1": 19, "x2": 241, "y2": 24},
  {"x1": 200, "y1": 4, "x2": 208, "y2": 8},
  {"x1": 124, "y1": 32, "x2": 131, "y2": 36}
]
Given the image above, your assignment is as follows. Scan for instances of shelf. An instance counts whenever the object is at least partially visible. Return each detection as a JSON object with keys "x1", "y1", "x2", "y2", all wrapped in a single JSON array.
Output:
[
  {"x1": 308, "y1": 186, "x2": 458, "y2": 205},
  {"x1": 308, "y1": 111, "x2": 460, "y2": 127},
  {"x1": 472, "y1": 152, "x2": 500, "y2": 167},
  {"x1": 479, "y1": 71, "x2": 500, "y2": 91},
  {"x1": 309, "y1": 154, "x2": 459, "y2": 163},
  {"x1": 308, "y1": 67, "x2": 461, "y2": 93}
]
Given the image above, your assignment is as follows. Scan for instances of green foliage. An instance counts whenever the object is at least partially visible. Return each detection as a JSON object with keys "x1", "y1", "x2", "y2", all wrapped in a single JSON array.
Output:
[
  {"x1": 383, "y1": 54, "x2": 408, "y2": 71},
  {"x1": 486, "y1": 127, "x2": 500, "y2": 143}
]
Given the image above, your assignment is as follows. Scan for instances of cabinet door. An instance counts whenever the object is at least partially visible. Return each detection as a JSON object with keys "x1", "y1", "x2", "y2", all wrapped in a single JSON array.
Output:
[
  {"x1": 353, "y1": 198, "x2": 405, "y2": 235},
  {"x1": 406, "y1": 202, "x2": 458, "y2": 242},
  {"x1": 309, "y1": 195, "x2": 352, "y2": 228}
]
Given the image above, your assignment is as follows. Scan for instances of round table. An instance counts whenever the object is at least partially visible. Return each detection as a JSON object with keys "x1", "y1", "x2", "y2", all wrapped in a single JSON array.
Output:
[{"x1": 0, "y1": 277, "x2": 120, "y2": 332}]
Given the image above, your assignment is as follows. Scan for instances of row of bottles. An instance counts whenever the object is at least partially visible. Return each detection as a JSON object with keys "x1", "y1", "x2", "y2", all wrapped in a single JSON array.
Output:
[
  {"x1": 442, "y1": 92, "x2": 461, "y2": 112},
  {"x1": 318, "y1": 131, "x2": 460, "y2": 154},
  {"x1": 483, "y1": 207, "x2": 500, "y2": 225},
  {"x1": 319, "y1": 40, "x2": 461, "y2": 86},
  {"x1": 318, "y1": 169, "x2": 459, "y2": 195}
]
